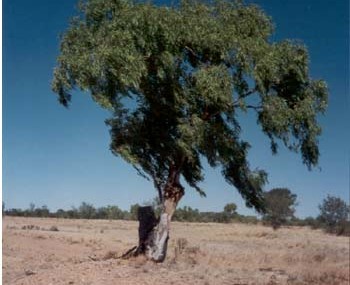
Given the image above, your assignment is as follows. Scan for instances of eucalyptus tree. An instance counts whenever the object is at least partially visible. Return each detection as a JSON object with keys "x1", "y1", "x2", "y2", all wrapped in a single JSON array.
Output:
[
  {"x1": 318, "y1": 195, "x2": 350, "y2": 233},
  {"x1": 224, "y1": 203, "x2": 237, "y2": 216},
  {"x1": 262, "y1": 188, "x2": 297, "y2": 229},
  {"x1": 52, "y1": 0, "x2": 328, "y2": 261}
]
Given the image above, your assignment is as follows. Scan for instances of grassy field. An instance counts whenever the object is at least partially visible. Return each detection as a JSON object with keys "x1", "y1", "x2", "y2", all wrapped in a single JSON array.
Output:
[{"x1": 2, "y1": 216, "x2": 349, "y2": 285}]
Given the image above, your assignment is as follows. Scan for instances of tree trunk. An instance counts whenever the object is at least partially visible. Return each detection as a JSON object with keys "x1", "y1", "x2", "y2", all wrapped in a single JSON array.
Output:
[
  {"x1": 136, "y1": 206, "x2": 158, "y2": 256},
  {"x1": 137, "y1": 180, "x2": 184, "y2": 262}
]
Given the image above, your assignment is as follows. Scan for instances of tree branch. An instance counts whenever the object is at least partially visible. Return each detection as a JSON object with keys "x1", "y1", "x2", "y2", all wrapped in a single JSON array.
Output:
[
  {"x1": 185, "y1": 45, "x2": 200, "y2": 59},
  {"x1": 231, "y1": 103, "x2": 262, "y2": 111},
  {"x1": 154, "y1": 177, "x2": 164, "y2": 203},
  {"x1": 232, "y1": 88, "x2": 258, "y2": 106},
  {"x1": 148, "y1": 172, "x2": 164, "y2": 203},
  {"x1": 134, "y1": 165, "x2": 164, "y2": 203},
  {"x1": 241, "y1": 87, "x2": 258, "y2": 98},
  {"x1": 243, "y1": 104, "x2": 262, "y2": 111}
]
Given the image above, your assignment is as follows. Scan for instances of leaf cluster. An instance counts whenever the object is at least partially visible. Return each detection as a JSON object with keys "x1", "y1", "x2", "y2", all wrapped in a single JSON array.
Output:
[
  {"x1": 318, "y1": 195, "x2": 350, "y2": 229},
  {"x1": 262, "y1": 188, "x2": 297, "y2": 229}
]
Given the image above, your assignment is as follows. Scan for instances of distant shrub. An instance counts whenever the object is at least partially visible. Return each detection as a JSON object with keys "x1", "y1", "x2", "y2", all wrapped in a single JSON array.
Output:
[
  {"x1": 236, "y1": 215, "x2": 259, "y2": 224},
  {"x1": 333, "y1": 221, "x2": 350, "y2": 236},
  {"x1": 21, "y1": 225, "x2": 40, "y2": 230},
  {"x1": 318, "y1": 195, "x2": 350, "y2": 236},
  {"x1": 262, "y1": 188, "x2": 297, "y2": 229},
  {"x1": 49, "y1": 225, "x2": 59, "y2": 232}
]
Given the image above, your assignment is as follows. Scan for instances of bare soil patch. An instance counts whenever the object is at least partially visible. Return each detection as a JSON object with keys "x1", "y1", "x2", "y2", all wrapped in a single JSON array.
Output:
[{"x1": 3, "y1": 217, "x2": 349, "y2": 284}]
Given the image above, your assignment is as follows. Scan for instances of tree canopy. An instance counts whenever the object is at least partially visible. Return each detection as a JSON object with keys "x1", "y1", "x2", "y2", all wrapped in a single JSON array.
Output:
[
  {"x1": 52, "y1": 0, "x2": 328, "y2": 213},
  {"x1": 262, "y1": 188, "x2": 297, "y2": 228},
  {"x1": 224, "y1": 203, "x2": 237, "y2": 215},
  {"x1": 318, "y1": 195, "x2": 349, "y2": 229}
]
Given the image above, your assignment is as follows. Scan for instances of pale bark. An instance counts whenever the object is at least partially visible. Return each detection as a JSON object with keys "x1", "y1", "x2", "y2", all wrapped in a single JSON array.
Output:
[
  {"x1": 133, "y1": 165, "x2": 184, "y2": 262},
  {"x1": 144, "y1": 180, "x2": 184, "y2": 262}
]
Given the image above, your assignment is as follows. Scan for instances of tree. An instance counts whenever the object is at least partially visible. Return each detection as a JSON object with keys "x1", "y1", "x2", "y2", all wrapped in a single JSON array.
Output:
[
  {"x1": 221, "y1": 203, "x2": 237, "y2": 222},
  {"x1": 29, "y1": 203, "x2": 35, "y2": 214},
  {"x1": 224, "y1": 203, "x2": 237, "y2": 216},
  {"x1": 6, "y1": 208, "x2": 24, "y2": 217},
  {"x1": 34, "y1": 205, "x2": 50, "y2": 217},
  {"x1": 66, "y1": 207, "x2": 79, "y2": 219},
  {"x1": 56, "y1": 209, "x2": 66, "y2": 219},
  {"x1": 173, "y1": 206, "x2": 201, "y2": 222},
  {"x1": 78, "y1": 202, "x2": 96, "y2": 219},
  {"x1": 262, "y1": 188, "x2": 297, "y2": 229},
  {"x1": 106, "y1": 205, "x2": 125, "y2": 219},
  {"x1": 130, "y1": 204, "x2": 140, "y2": 220},
  {"x1": 318, "y1": 195, "x2": 350, "y2": 234},
  {"x1": 52, "y1": 0, "x2": 327, "y2": 261}
]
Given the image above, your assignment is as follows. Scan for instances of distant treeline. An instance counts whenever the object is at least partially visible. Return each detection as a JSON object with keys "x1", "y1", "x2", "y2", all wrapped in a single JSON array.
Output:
[
  {"x1": 3, "y1": 198, "x2": 349, "y2": 236},
  {"x1": 3, "y1": 202, "x2": 257, "y2": 224},
  {"x1": 0, "y1": 201, "x2": 337, "y2": 227}
]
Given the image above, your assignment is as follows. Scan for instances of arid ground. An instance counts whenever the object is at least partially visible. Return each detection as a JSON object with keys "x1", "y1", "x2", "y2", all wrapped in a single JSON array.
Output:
[{"x1": 2, "y1": 216, "x2": 349, "y2": 285}]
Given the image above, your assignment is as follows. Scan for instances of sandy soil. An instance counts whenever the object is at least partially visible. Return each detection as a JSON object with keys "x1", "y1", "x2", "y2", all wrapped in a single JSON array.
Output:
[{"x1": 2, "y1": 216, "x2": 349, "y2": 285}]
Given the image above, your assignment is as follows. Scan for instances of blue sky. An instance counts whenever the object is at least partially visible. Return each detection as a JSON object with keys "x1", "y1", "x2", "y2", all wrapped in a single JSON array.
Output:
[{"x1": 3, "y1": 0, "x2": 349, "y2": 217}]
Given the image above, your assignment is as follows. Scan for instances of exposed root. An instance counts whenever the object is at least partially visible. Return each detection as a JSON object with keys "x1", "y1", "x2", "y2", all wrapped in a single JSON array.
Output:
[{"x1": 118, "y1": 245, "x2": 138, "y2": 259}]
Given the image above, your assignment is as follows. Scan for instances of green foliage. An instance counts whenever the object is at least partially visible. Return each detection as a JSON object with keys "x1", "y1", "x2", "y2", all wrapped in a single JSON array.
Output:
[
  {"x1": 224, "y1": 203, "x2": 237, "y2": 215},
  {"x1": 129, "y1": 203, "x2": 140, "y2": 220},
  {"x1": 56, "y1": 209, "x2": 67, "y2": 219},
  {"x1": 5, "y1": 204, "x2": 54, "y2": 218},
  {"x1": 262, "y1": 188, "x2": 297, "y2": 229},
  {"x1": 78, "y1": 202, "x2": 97, "y2": 219},
  {"x1": 65, "y1": 207, "x2": 80, "y2": 219},
  {"x1": 318, "y1": 195, "x2": 350, "y2": 235},
  {"x1": 96, "y1": 205, "x2": 127, "y2": 219},
  {"x1": 5, "y1": 208, "x2": 24, "y2": 217},
  {"x1": 234, "y1": 215, "x2": 259, "y2": 225},
  {"x1": 5, "y1": 202, "x2": 253, "y2": 224},
  {"x1": 34, "y1": 205, "x2": 50, "y2": 218},
  {"x1": 173, "y1": 206, "x2": 201, "y2": 222},
  {"x1": 173, "y1": 204, "x2": 239, "y2": 223},
  {"x1": 52, "y1": 0, "x2": 328, "y2": 213}
]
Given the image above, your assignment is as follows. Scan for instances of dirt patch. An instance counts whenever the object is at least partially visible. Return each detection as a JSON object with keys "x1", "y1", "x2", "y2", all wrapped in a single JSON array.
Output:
[{"x1": 3, "y1": 217, "x2": 349, "y2": 285}]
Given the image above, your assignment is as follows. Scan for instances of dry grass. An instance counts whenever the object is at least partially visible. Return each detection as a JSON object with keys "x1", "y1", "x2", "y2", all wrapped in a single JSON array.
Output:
[{"x1": 3, "y1": 216, "x2": 349, "y2": 285}]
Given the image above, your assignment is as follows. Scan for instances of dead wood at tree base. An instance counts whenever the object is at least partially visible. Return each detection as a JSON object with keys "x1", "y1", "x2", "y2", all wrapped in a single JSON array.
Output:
[
  {"x1": 120, "y1": 183, "x2": 183, "y2": 263},
  {"x1": 118, "y1": 206, "x2": 159, "y2": 260},
  {"x1": 137, "y1": 206, "x2": 159, "y2": 255}
]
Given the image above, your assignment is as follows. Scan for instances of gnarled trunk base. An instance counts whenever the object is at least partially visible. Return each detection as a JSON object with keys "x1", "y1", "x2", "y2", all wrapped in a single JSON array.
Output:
[
  {"x1": 144, "y1": 212, "x2": 170, "y2": 262},
  {"x1": 136, "y1": 206, "x2": 158, "y2": 256},
  {"x1": 123, "y1": 178, "x2": 184, "y2": 262},
  {"x1": 134, "y1": 188, "x2": 182, "y2": 262}
]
